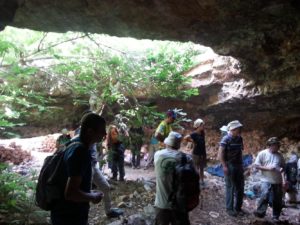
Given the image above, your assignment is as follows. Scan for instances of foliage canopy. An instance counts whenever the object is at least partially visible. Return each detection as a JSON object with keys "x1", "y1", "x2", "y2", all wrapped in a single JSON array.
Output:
[{"x1": 0, "y1": 27, "x2": 205, "y2": 136}]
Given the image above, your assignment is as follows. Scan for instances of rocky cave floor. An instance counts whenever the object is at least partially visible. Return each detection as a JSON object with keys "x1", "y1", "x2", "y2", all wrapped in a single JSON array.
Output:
[
  {"x1": 88, "y1": 166, "x2": 300, "y2": 225},
  {"x1": 1, "y1": 136, "x2": 300, "y2": 225}
]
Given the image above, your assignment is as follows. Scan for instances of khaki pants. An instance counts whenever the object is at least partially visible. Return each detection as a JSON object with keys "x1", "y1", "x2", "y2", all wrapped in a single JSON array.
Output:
[
  {"x1": 145, "y1": 143, "x2": 159, "y2": 167},
  {"x1": 92, "y1": 165, "x2": 111, "y2": 213}
]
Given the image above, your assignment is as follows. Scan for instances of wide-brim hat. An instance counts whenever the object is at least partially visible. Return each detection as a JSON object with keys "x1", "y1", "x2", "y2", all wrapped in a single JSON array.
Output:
[
  {"x1": 227, "y1": 120, "x2": 243, "y2": 131},
  {"x1": 220, "y1": 125, "x2": 228, "y2": 132},
  {"x1": 164, "y1": 131, "x2": 182, "y2": 149}
]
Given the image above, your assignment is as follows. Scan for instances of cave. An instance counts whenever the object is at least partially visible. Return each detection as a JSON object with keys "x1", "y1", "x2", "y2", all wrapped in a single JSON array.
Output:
[
  {"x1": 1, "y1": 0, "x2": 300, "y2": 140},
  {"x1": 1, "y1": 1, "x2": 300, "y2": 225}
]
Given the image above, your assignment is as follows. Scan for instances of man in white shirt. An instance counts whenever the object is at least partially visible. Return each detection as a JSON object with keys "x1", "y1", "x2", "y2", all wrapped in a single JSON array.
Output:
[
  {"x1": 154, "y1": 131, "x2": 190, "y2": 225},
  {"x1": 253, "y1": 137, "x2": 286, "y2": 222}
]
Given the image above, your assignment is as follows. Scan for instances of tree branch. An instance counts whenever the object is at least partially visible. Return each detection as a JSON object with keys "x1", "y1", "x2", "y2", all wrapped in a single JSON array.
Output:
[
  {"x1": 25, "y1": 34, "x2": 89, "y2": 58},
  {"x1": 85, "y1": 33, "x2": 127, "y2": 55},
  {"x1": 37, "y1": 33, "x2": 48, "y2": 51}
]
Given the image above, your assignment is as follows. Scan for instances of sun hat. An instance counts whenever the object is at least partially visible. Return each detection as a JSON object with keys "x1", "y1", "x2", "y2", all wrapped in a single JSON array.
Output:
[
  {"x1": 193, "y1": 118, "x2": 205, "y2": 128},
  {"x1": 220, "y1": 125, "x2": 228, "y2": 132},
  {"x1": 227, "y1": 120, "x2": 243, "y2": 131},
  {"x1": 266, "y1": 137, "x2": 280, "y2": 146},
  {"x1": 164, "y1": 131, "x2": 182, "y2": 149}
]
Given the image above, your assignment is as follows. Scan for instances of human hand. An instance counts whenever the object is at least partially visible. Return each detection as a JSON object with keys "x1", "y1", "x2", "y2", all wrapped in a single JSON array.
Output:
[
  {"x1": 223, "y1": 165, "x2": 229, "y2": 176},
  {"x1": 91, "y1": 192, "x2": 103, "y2": 204},
  {"x1": 267, "y1": 166, "x2": 277, "y2": 171}
]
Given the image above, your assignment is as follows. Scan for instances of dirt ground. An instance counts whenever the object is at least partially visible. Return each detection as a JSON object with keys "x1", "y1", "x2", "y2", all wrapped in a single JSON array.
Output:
[
  {"x1": 1, "y1": 136, "x2": 299, "y2": 225},
  {"x1": 89, "y1": 165, "x2": 300, "y2": 225}
]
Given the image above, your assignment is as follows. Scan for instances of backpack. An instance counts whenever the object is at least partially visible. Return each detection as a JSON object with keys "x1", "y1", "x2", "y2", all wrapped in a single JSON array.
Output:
[
  {"x1": 35, "y1": 141, "x2": 81, "y2": 210},
  {"x1": 169, "y1": 153, "x2": 200, "y2": 212},
  {"x1": 286, "y1": 162, "x2": 298, "y2": 186}
]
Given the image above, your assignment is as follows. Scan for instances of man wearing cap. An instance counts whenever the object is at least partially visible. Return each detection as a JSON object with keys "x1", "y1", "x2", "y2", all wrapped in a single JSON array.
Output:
[
  {"x1": 184, "y1": 118, "x2": 206, "y2": 187},
  {"x1": 154, "y1": 131, "x2": 190, "y2": 225},
  {"x1": 154, "y1": 110, "x2": 176, "y2": 149},
  {"x1": 218, "y1": 120, "x2": 244, "y2": 217},
  {"x1": 253, "y1": 137, "x2": 286, "y2": 222}
]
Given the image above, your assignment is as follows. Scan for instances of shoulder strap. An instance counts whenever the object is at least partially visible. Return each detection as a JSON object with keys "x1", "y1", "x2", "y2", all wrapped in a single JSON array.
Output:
[{"x1": 48, "y1": 141, "x2": 83, "y2": 182}]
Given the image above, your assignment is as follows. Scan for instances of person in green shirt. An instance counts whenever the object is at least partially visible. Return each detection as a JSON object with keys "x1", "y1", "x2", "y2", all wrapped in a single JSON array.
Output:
[{"x1": 154, "y1": 110, "x2": 176, "y2": 149}]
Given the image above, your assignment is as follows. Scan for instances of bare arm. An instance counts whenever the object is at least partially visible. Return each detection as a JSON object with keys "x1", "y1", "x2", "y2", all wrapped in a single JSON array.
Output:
[
  {"x1": 64, "y1": 176, "x2": 102, "y2": 204},
  {"x1": 254, "y1": 165, "x2": 274, "y2": 171},
  {"x1": 183, "y1": 135, "x2": 193, "y2": 143},
  {"x1": 154, "y1": 133, "x2": 164, "y2": 142},
  {"x1": 218, "y1": 146, "x2": 228, "y2": 175},
  {"x1": 281, "y1": 169, "x2": 286, "y2": 184}
]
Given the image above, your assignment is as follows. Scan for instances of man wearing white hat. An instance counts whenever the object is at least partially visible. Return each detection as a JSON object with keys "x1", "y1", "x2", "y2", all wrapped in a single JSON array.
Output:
[
  {"x1": 154, "y1": 131, "x2": 190, "y2": 225},
  {"x1": 184, "y1": 118, "x2": 206, "y2": 187},
  {"x1": 218, "y1": 120, "x2": 245, "y2": 217}
]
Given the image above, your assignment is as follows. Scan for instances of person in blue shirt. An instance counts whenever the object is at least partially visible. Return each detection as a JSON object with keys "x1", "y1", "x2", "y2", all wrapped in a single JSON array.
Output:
[
  {"x1": 218, "y1": 120, "x2": 245, "y2": 217},
  {"x1": 74, "y1": 128, "x2": 124, "y2": 218},
  {"x1": 50, "y1": 113, "x2": 107, "y2": 225}
]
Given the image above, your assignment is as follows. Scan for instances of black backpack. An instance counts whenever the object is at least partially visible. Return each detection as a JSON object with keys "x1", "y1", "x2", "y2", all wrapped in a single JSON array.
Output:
[
  {"x1": 169, "y1": 153, "x2": 200, "y2": 212},
  {"x1": 35, "y1": 141, "x2": 81, "y2": 210}
]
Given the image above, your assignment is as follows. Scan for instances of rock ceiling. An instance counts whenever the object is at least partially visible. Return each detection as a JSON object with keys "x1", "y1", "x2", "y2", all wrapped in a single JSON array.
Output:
[{"x1": 1, "y1": 0, "x2": 300, "y2": 138}]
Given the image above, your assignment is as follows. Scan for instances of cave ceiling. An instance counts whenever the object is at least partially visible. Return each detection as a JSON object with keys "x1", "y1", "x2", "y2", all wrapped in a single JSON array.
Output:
[{"x1": 1, "y1": 0, "x2": 300, "y2": 83}]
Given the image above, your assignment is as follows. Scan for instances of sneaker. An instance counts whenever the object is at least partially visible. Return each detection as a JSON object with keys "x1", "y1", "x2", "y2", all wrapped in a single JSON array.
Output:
[
  {"x1": 226, "y1": 210, "x2": 237, "y2": 217},
  {"x1": 119, "y1": 177, "x2": 125, "y2": 182},
  {"x1": 106, "y1": 208, "x2": 124, "y2": 218},
  {"x1": 253, "y1": 211, "x2": 265, "y2": 218}
]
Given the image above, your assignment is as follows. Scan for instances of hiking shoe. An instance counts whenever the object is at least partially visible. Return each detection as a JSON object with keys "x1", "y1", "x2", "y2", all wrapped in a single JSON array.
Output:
[
  {"x1": 199, "y1": 181, "x2": 207, "y2": 189},
  {"x1": 253, "y1": 211, "x2": 265, "y2": 218},
  {"x1": 235, "y1": 209, "x2": 246, "y2": 216},
  {"x1": 272, "y1": 216, "x2": 280, "y2": 223},
  {"x1": 226, "y1": 210, "x2": 237, "y2": 217},
  {"x1": 110, "y1": 176, "x2": 117, "y2": 181},
  {"x1": 106, "y1": 208, "x2": 124, "y2": 218}
]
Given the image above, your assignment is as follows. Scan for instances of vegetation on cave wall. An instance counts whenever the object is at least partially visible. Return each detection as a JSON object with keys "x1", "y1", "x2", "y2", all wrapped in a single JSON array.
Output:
[{"x1": 0, "y1": 27, "x2": 206, "y2": 137}]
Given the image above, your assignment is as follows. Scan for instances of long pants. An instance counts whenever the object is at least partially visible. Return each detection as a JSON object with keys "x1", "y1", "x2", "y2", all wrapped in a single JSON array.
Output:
[
  {"x1": 131, "y1": 148, "x2": 141, "y2": 168},
  {"x1": 92, "y1": 165, "x2": 111, "y2": 213},
  {"x1": 111, "y1": 158, "x2": 125, "y2": 180},
  {"x1": 51, "y1": 207, "x2": 89, "y2": 225},
  {"x1": 256, "y1": 182, "x2": 283, "y2": 218},
  {"x1": 145, "y1": 144, "x2": 159, "y2": 168},
  {"x1": 224, "y1": 163, "x2": 244, "y2": 211},
  {"x1": 155, "y1": 208, "x2": 190, "y2": 225}
]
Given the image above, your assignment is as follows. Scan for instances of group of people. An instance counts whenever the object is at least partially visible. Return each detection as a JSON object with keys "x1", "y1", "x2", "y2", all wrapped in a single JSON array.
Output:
[{"x1": 51, "y1": 109, "x2": 298, "y2": 225}]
